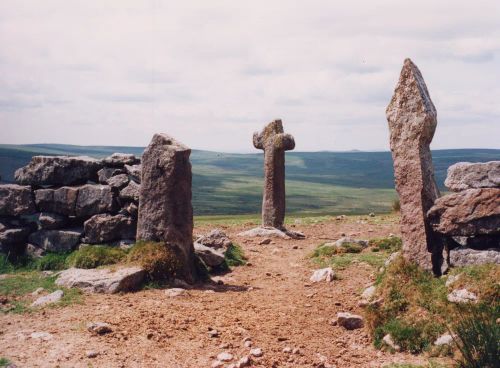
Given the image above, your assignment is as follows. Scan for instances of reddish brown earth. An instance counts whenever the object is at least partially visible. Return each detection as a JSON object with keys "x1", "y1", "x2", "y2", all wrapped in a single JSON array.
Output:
[{"x1": 0, "y1": 216, "x2": 449, "y2": 367}]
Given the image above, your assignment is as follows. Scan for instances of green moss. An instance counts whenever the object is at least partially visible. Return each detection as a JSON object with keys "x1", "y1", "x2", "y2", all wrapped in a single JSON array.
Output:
[
  {"x1": 66, "y1": 246, "x2": 126, "y2": 269},
  {"x1": 310, "y1": 242, "x2": 388, "y2": 270},
  {"x1": 224, "y1": 243, "x2": 247, "y2": 267}
]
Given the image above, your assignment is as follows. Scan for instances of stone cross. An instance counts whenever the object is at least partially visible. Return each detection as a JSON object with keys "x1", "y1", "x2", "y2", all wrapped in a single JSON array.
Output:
[
  {"x1": 386, "y1": 58, "x2": 443, "y2": 274},
  {"x1": 136, "y1": 133, "x2": 197, "y2": 283},
  {"x1": 253, "y1": 119, "x2": 295, "y2": 229}
]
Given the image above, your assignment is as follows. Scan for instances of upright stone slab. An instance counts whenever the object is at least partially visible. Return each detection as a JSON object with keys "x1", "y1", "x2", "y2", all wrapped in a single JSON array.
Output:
[
  {"x1": 253, "y1": 119, "x2": 295, "y2": 229},
  {"x1": 136, "y1": 134, "x2": 196, "y2": 282},
  {"x1": 386, "y1": 59, "x2": 443, "y2": 274}
]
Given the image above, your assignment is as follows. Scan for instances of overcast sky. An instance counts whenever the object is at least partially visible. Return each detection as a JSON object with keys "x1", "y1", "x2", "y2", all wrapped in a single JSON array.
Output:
[{"x1": 1, "y1": 1, "x2": 499, "y2": 152}]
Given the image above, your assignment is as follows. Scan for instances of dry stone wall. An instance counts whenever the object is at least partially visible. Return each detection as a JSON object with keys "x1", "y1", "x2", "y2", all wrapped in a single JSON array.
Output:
[{"x1": 0, "y1": 153, "x2": 141, "y2": 257}]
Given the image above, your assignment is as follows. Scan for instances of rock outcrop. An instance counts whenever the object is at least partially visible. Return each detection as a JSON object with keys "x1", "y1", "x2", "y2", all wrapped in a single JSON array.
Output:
[
  {"x1": 0, "y1": 152, "x2": 141, "y2": 256},
  {"x1": 56, "y1": 267, "x2": 145, "y2": 293},
  {"x1": 29, "y1": 229, "x2": 83, "y2": 252},
  {"x1": 445, "y1": 161, "x2": 500, "y2": 192},
  {"x1": 0, "y1": 184, "x2": 36, "y2": 216},
  {"x1": 449, "y1": 246, "x2": 500, "y2": 267},
  {"x1": 137, "y1": 133, "x2": 197, "y2": 283},
  {"x1": 14, "y1": 156, "x2": 102, "y2": 186},
  {"x1": 386, "y1": 58, "x2": 443, "y2": 274},
  {"x1": 427, "y1": 188, "x2": 500, "y2": 236},
  {"x1": 83, "y1": 214, "x2": 136, "y2": 244}
]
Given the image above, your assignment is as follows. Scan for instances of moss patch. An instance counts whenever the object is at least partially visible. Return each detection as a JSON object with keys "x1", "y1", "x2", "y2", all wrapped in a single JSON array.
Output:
[{"x1": 66, "y1": 246, "x2": 126, "y2": 269}]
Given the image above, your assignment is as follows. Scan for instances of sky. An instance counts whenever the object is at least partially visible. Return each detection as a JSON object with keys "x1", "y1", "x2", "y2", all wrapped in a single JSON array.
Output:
[{"x1": 0, "y1": 1, "x2": 499, "y2": 153}]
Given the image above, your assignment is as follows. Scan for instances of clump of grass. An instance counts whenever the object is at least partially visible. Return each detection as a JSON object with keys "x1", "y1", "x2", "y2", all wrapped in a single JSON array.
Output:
[
  {"x1": 0, "y1": 272, "x2": 82, "y2": 314},
  {"x1": 369, "y1": 236, "x2": 402, "y2": 253},
  {"x1": 449, "y1": 264, "x2": 499, "y2": 304},
  {"x1": 66, "y1": 246, "x2": 126, "y2": 269},
  {"x1": 310, "y1": 242, "x2": 387, "y2": 270},
  {"x1": 367, "y1": 256, "x2": 449, "y2": 353},
  {"x1": 127, "y1": 241, "x2": 181, "y2": 282},
  {"x1": 224, "y1": 243, "x2": 246, "y2": 267},
  {"x1": 0, "y1": 254, "x2": 13, "y2": 274},
  {"x1": 384, "y1": 363, "x2": 447, "y2": 368},
  {"x1": 453, "y1": 303, "x2": 499, "y2": 368},
  {"x1": 35, "y1": 252, "x2": 70, "y2": 271}
]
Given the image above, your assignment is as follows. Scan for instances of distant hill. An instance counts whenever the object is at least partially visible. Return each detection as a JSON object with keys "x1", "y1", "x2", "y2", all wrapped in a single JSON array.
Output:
[{"x1": 0, "y1": 144, "x2": 498, "y2": 216}]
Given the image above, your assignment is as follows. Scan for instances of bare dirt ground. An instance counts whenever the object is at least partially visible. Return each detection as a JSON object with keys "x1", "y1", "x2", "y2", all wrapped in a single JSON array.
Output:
[{"x1": 0, "y1": 217, "x2": 448, "y2": 367}]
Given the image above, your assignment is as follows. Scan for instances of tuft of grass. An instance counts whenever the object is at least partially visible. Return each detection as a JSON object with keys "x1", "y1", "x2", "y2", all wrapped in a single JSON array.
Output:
[
  {"x1": 0, "y1": 272, "x2": 82, "y2": 314},
  {"x1": 369, "y1": 236, "x2": 402, "y2": 253},
  {"x1": 310, "y1": 242, "x2": 388, "y2": 270},
  {"x1": 66, "y1": 246, "x2": 126, "y2": 269},
  {"x1": 35, "y1": 252, "x2": 70, "y2": 271},
  {"x1": 0, "y1": 358, "x2": 12, "y2": 367},
  {"x1": 127, "y1": 241, "x2": 181, "y2": 282},
  {"x1": 453, "y1": 303, "x2": 499, "y2": 368},
  {"x1": 384, "y1": 363, "x2": 447, "y2": 368},
  {"x1": 367, "y1": 256, "x2": 449, "y2": 353},
  {"x1": 224, "y1": 243, "x2": 247, "y2": 267}
]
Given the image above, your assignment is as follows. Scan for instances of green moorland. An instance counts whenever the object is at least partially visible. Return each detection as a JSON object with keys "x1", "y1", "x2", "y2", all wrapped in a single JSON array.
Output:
[{"x1": 1, "y1": 144, "x2": 499, "y2": 215}]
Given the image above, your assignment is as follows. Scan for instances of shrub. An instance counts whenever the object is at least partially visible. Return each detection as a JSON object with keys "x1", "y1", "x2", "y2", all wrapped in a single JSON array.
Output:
[
  {"x1": 453, "y1": 303, "x2": 500, "y2": 368},
  {"x1": 66, "y1": 246, "x2": 126, "y2": 269},
  {"x1": 127, "y1": 241, "x2": 181, "y2": 282}
]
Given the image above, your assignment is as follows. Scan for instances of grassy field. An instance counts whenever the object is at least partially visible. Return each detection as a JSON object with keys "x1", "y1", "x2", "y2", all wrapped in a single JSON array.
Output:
[{"x1": 1, "y1": 144, "x2": 498, "y2": 216}]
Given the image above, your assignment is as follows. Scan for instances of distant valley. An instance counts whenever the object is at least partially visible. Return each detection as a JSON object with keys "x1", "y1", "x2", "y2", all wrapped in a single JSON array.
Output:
[{"x1": 0, "y1": 144, "x2": 498, "y2": 216}]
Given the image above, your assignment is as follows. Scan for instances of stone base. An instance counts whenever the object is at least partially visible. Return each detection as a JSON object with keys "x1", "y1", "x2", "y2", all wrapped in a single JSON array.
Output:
[
  {"x1": 237, "y1": 227, "x2": 305, "y2": 240},
  {"x1": 449, "y1": 246, "x2": 500, "y2": 267}
]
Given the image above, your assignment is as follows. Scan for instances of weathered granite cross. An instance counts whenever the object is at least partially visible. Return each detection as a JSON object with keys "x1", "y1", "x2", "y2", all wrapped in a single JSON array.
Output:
[{"x1": 253, "y1": 119, "x2": 295, "y2": 229}]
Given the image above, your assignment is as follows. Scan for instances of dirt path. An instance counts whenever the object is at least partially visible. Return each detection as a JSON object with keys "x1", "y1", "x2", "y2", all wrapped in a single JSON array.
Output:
[{"x1": 0, "y1": 218, "x2": 433, "y2": 367}]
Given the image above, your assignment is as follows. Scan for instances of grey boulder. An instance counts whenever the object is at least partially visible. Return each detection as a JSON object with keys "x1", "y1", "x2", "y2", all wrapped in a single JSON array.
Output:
[
  {"x1": 0, "y1": 227, "x2": 31, "y2": 248},
  {"x1": 97, "y1": 167, "x2": 124, "y2": 184},
  {"x1": 103, "y1": 153, "x2": 139, "y2": 167},
  {"x1": 38, "y1": 212, "x2": 68, "y2": 230},
  {"x1": 106, "y1": 174, "x2": 129, "y2": 189},
  {"x1": 56, "y1": 267, "x2": 145, "y2": 293},
  {"x1": 125, "y1": 164, "x2": 141, "y2": 183},
  {"x1": 195, "y1": 229, "x2": 232, "y2": 252},
  {"x1": 29, "y1": 229, "x2": 82, "y2": 252},
  {"x1": 194, "y1": 242, "x2": 225, "y2": 267},
  {"x1": 35, "y1": 185, "x2": 115, "y2": 217},
  {"x1": 445, "y1": 161, "x2": 500, "y2": 192},
  {"x1": 119, "y1": 181, "x2": 140, "y2": 202},
  {"x1": 0, "y1": 184, "x2": 36, "y2": 216},
  {"x1": 450, "y1": 246, "x2": 500, "y2": 267},
  {"x1": 15, "y1": 156, "x2": 102, "y2": 186},
  {"x1": 83, "y1": 214, "x2": 136, "y2": 244}
]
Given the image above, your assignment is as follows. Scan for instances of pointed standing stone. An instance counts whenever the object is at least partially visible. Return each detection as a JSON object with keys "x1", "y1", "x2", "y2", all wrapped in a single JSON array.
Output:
[
  {"x1": 253, "y1": 119, "x2": 295, "y2": 229},
  {"x1": 386, "y1": 59, "x2": 443, "y2": 274},
  {"x1": 136, "y1": 134, "x2": 196, "y2": 283}
]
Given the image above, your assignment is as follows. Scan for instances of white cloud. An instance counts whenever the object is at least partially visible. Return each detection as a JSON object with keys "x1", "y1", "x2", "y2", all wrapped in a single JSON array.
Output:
[{"x1": 0, "y1": 0, "x2": 499, "y2": 152}]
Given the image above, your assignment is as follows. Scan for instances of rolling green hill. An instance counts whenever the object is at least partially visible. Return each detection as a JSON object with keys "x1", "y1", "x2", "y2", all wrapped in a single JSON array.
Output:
[{"x1": 0, "y1": 144, "x2": 498, "y2": 216}]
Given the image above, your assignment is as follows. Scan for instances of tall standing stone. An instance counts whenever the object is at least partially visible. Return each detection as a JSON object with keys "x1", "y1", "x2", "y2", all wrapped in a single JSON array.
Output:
[
  {"x1": 136, "y1": 134, "x2": 196, "y2": 282},
  {"x1": 253, "y1": 119, "x2": 295, "y2": 229},
  {"x1": 386, "y1": 59, "x2": 443, "y2": 274}
]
